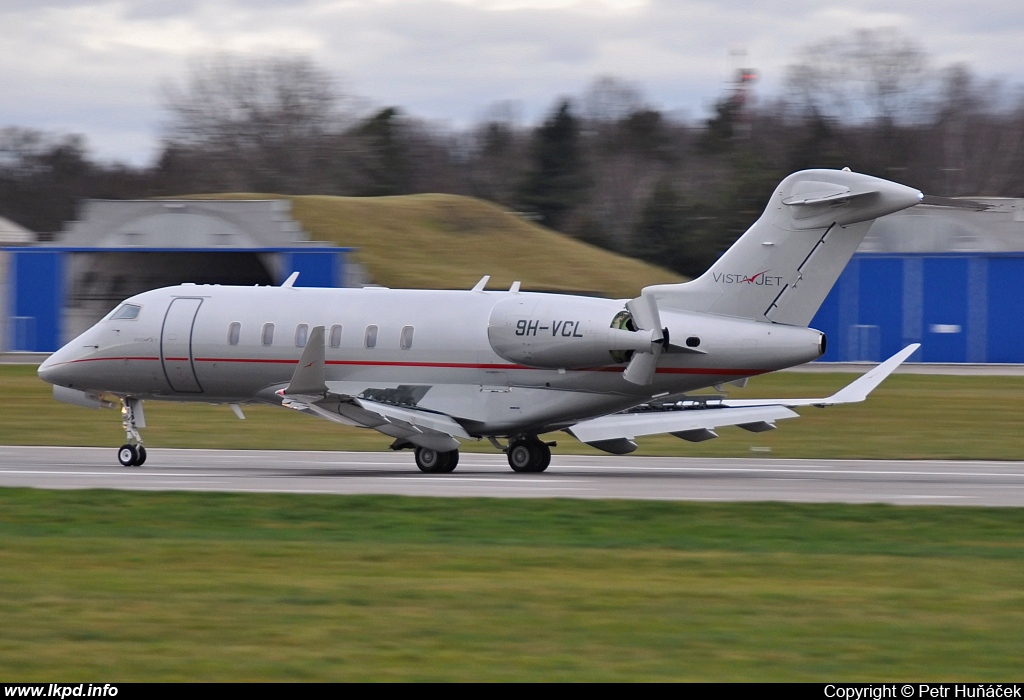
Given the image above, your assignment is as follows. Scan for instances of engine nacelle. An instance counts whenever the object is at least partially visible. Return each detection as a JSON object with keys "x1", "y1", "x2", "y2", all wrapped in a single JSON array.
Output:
[
  {"x1": 487, "y1": 295, "x2": 649, "y2": 369},
  {"x1": 488, "y1": 294, "x2": 827, "y2": 372}
]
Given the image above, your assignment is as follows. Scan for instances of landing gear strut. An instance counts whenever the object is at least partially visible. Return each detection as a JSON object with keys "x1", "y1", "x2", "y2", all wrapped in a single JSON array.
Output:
[
  {"x1": 507, "y1": 437, "x2": 551, "y2": 473},
  {"x1": 414, "y1": 446, "x2": 459, "y2": 473},
  {"x1": 118, "y1": 397, "x2": 147, "y2": 467}
]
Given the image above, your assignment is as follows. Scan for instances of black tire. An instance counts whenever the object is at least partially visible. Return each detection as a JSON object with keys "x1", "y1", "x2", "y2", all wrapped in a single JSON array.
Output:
[
  {"x1": 416, "y1": 448, "x2": 459, "y2": 473},
  {"x1": 534, "y1": 442, "x2": 551, "y2": 473},
  {"x1": 508, "y1": 441, "x2": 536, "y2": 473},
  {"x1": 118, "y1": 444, "x2": 139, "y2": 467},
  {"x1": 135, "y1": 446, "x2": 147, "y2": 467},
  {"x1": 508, "y1": 439, "x2": 551, "y2": 473},
  {"x1": 437, "y1": 449, "x2": 459, "y2": 473}
]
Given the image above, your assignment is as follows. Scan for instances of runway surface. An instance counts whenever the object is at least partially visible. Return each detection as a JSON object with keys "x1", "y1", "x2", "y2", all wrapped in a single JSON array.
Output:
[{"x1": 2, "y1": 446, "x2": 1024, "y2": 506}]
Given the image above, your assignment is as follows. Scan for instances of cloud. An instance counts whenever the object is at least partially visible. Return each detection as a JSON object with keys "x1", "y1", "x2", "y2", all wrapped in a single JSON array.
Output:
[{"x1": 0, "y1": 0, "x2": 1022, "y2": 163}]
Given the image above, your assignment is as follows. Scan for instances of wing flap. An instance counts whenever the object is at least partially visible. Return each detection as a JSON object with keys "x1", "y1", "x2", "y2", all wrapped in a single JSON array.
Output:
[
  {"x1": 568, "y1": 405, "x2": 798, "y2": 444},
  {"x1": 278, "y1": 388, "x2": 468, "y2": 452},
  {"x1": 352, "y1": 398, "x2": 471, "y2": 440}
]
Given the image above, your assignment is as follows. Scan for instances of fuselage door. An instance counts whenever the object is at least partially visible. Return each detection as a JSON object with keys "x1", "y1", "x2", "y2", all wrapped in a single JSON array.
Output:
[{"x1": 161, "y1": 297, "x2": 204, "y2": 393}]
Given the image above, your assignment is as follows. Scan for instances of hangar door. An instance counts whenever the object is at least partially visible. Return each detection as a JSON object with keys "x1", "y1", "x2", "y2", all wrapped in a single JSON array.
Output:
[{"x1": 161, "y1": 297, "x2": 204, "y2": 393}]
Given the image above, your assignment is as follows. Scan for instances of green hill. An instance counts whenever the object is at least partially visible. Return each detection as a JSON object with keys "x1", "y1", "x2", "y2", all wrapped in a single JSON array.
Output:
[{"x1": 204, "y1": 193, "x2": 685, "y2": 298}]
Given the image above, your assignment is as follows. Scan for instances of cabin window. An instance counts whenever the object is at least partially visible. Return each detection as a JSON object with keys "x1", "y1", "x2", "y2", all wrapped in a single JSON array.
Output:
[
  {"x1": 261, "y1": 323, "x2": 275, "y2": 346},
  {"x1": 227, "y1": 322, "x2": 241, "y2": 346},
  {"x1": 295, "y1": 324, "x2": 309, "y2": 347},
  {"x1": 400, "y1": 325, "x2": 414, "y2": 350},
  {"x1": 110, "y1": 304, "x2": 141, "y2": 320},
  {"x1": 364, "y1": 325, "x2": 378, "y2": 348},
  {"x1": 329, "y1": 324, "x2": 343, "y2": 348}
]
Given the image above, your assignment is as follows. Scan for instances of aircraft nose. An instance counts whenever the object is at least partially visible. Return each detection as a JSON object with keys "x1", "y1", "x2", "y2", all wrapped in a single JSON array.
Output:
[
  {"x1": 37, "y1": 345, "x2": 82, "y2": 387},
  {"x1": 37, "y1": 353, "x2": 65, "y2": 386}
]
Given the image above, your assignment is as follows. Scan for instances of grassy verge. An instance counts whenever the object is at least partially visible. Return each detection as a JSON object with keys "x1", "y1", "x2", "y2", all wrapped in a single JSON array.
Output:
[
  {"x1": 1, "y1": 490, "x2": 1022, "y2": 681},
  {"x1": 9, "y1": 365, "x2": 1024, "y2": 459}
]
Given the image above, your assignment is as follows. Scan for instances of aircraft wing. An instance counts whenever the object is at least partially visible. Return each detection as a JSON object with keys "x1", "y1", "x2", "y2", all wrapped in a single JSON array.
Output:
[
  {"x1": 567, "y1": 344, "x2": 918, "y2": 454},
  {"x1": 717, "y1": 343, "x2": 919, "y2": 408},
  {"x1": 275, "y1": 326, "x2": 470, "y2": 452}
]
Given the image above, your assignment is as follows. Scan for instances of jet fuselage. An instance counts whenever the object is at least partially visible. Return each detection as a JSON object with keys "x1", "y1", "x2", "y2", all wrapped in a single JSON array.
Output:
[{"x1": 39, "y1": 283, "x2": 824, "y2": 436}]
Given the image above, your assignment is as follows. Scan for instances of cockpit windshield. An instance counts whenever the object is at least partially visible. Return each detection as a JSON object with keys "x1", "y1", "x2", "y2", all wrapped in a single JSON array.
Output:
[{"x1": 109, "y1": 303, "x2": 141, "y2": 321}]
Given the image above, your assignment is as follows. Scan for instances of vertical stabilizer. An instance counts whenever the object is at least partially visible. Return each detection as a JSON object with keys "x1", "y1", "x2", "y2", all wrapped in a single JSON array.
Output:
[{"x1": 644, "y1": 169, "x2": 922, "y2": 326}]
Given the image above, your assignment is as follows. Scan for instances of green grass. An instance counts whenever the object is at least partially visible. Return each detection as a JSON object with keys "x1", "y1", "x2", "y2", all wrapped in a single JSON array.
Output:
[
  {"x1": 0, "y1": 490, "x2": 1022, "y2": 681},
  {"x1": 9, "y1": 364, "x2": 1024, "y2": 459},
  {"x1": 190, "y1": 192, "x2": 684, "y2": 298}
]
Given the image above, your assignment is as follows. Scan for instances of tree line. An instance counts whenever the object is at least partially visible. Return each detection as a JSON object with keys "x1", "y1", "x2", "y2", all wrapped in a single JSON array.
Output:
[{"x1": 4, "y1": 29, "x2": 1024, "y2": 279}]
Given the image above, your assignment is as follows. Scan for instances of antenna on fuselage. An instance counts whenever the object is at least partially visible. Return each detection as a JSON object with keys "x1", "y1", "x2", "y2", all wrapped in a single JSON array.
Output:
[
  {"x1": 471, "y1": 275, "x2": 490, "y2": 292},
  {"x1": 281, "y1": 272, "x2": 300, "y2": 288}
]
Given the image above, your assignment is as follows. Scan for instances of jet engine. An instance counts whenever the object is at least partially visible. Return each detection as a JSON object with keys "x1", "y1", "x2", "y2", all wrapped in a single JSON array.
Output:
[
  {"x1": 487, "y1": 295, "x2": 656, "y2": 369},
  {"x1": 488, "y1": 293, "x2": 827, "y2": 384}
]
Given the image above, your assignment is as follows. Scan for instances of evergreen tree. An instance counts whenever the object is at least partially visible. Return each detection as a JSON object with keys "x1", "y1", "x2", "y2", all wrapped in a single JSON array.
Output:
[{"x1": 518, "y1": 100, "x2": 588, "y2": 231}]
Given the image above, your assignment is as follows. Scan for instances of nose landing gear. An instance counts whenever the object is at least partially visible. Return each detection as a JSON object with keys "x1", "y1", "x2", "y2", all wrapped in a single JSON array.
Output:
[{"x1": 118, "y1": 398, "x2": 147, "y2": 467}]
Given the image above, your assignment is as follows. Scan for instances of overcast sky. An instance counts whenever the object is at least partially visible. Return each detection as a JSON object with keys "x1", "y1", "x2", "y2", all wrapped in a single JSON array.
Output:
[{"x1": 2, "y1": 0, "x2": 1022, "y2": 165}]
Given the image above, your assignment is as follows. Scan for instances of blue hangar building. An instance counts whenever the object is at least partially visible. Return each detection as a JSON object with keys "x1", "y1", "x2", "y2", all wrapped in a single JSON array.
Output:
[
  {"x1": 811, "y1": 197, "x2": 1024, "y2": 363},
  {"x1": 1, "y1": 199, "x2": 352, "y2": 352}
]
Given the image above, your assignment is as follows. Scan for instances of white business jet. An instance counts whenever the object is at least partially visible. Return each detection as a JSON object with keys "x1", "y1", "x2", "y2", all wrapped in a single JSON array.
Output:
[{"x1": 38, "y1": 168, "x2": 923, "y2": 472}]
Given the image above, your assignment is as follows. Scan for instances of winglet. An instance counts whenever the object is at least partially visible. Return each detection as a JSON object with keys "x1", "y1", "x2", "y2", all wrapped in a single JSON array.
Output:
[
  {"x1": 281, "y1": 272, "x2": 300, "y2": 288},
  {"x1": 719, "y1": 343, "x2": 920, "y2": 409},
  {"x1": 282, "y1": 326, "x2": 327, "y2": 396},
  {"x1": 823, "y1": 343, "x2": 920, "y2": 405}
]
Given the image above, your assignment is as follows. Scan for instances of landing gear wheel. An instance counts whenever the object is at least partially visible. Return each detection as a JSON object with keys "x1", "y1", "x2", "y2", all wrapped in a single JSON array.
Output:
[
  {"x1": 508, "y1": 439, "x2": 551, "y2": 473},
  {"x1": 415, "y1": 447, "x2": 460, "y2": 474},
  {"x1": 535, "y1": 442, "x2": 551, "y2": 472},
  {"x1": 438, "y1": 449, "x2": 459, "y2": 473},
  {"x1": 117, "y1": 397, "x2": 146, "y2": 467},
  {"x1": 118, "y1": 444, "x2": 139, "y2": 467}
]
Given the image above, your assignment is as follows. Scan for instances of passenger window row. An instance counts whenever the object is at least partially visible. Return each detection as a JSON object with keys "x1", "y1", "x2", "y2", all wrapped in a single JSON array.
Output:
[{"x1": 227, "y1": 323, "x2": 414, "y2": 349}]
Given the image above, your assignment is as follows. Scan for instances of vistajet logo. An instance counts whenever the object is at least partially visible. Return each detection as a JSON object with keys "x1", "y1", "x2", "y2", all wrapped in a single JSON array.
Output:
[{"x1": 713, "y1": 270, "x2": 784, "y2": 286}]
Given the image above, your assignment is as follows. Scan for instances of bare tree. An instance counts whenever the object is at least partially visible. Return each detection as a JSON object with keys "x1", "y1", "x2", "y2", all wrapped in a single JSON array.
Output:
[
  {"x1": 161, "y1": 54, "x2": 351, "y2": 192},
  {"x1": 785, "y1": 28, "x2": 932, "y2": 125}
]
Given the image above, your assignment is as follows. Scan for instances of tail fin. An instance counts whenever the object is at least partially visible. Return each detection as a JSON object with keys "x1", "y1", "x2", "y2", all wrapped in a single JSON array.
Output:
[{"x1": 644, "y1": 169, "x2": 922, "y2": 326}]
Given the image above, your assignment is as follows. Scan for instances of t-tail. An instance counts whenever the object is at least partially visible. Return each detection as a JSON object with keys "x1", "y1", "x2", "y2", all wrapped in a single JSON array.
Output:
[{"x1": 643, "y1": 169, "x2": 922, "y2": 326}]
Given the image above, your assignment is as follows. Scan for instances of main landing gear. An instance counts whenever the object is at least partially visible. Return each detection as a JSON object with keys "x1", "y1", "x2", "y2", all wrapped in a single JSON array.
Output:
[
  {"x1": 117, "y1": 397, "x2": 147, "y2": 467},
  {"x1": 414, "y1": 446, "x2": 459, "y2": 474},
  {"x1": 506, "y1": 437, "x2": 551, "y2": 473},
  {"x1": 411, "y1": 436, "x2": 552, "y2": 474}
]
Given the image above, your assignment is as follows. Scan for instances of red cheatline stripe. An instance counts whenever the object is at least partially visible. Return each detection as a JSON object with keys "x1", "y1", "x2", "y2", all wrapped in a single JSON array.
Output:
[
  {"x1": 194, "y1": 357, "x2": 529, "y2": 369},
  {"x1": 61, "y1": 355, "x2": 767, "y2": 376},
  {"x1": 63, "y1": 356, "x2": 161, "y2": 364}
]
